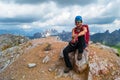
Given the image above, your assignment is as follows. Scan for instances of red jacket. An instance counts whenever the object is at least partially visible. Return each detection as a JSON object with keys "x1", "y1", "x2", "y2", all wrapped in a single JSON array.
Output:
[{"x1": 74, "y1": 24, "x2": 90, "y2": 45}]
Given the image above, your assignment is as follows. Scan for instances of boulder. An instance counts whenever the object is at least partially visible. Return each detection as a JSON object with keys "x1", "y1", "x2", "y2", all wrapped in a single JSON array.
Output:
[
  {"x1": 70, "y1": 50, "x2": 89, "y2": 73},
  {"x1": 60, "y1": 49, "x2": 89, "y2": 73}
]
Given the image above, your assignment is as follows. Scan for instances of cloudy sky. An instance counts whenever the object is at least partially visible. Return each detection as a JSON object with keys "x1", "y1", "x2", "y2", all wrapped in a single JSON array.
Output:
[{"x1": 0, "y1": 0, "x2": 120, "y2": 33}]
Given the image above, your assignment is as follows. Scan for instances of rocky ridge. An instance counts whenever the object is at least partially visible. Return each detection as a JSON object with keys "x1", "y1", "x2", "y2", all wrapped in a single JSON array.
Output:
[
  {"x1": 0, "y1": 37, "x2": 120, "y2": 80},
  {"x1": 0, "y1": 34, "x2": 29, "y2": 51}
]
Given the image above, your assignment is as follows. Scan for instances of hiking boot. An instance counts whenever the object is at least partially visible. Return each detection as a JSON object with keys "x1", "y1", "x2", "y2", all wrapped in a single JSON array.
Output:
[
  {"x1": 77, "y1": 53, "x2": 82, "y2": 60},
  {"x1": 64, "y1": 67, "x2": 72, "y2": 73}
]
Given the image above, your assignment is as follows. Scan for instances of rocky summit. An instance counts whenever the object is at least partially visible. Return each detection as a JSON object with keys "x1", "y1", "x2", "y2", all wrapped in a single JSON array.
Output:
[{"x1": 0, "y1": 37, "x2": 120, "y2": 80}]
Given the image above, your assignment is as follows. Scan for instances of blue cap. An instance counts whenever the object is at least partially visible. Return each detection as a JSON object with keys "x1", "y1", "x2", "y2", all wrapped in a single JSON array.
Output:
[{"x1": 75, "y1": 16, "x2": 82, "y2": 22}]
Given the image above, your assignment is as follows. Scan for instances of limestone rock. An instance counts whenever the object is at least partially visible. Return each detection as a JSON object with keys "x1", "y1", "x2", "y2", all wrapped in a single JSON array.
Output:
[
  {"x1": 28, "y1": 63, "x2": 36, "y2": 68},
  {"x1": 60, "y1": 48, "x2": 89, "y2": 73},
  {"x1": 69, "y1": 50, "x2": 89, "y2": 73},
  {"x1": 42, "y1": 55, "x2": 50, "y2": 64}
]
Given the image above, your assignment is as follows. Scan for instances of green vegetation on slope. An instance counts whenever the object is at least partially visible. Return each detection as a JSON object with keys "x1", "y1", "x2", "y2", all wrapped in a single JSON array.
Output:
[{"x1": 111, "y1": 46, "x2": 120, "y2": 56}]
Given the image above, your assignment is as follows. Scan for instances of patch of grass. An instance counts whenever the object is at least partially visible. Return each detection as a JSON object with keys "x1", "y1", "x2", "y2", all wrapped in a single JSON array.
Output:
[{"x1": 111, "y1": 46, "x2": 120, "y2": 56}]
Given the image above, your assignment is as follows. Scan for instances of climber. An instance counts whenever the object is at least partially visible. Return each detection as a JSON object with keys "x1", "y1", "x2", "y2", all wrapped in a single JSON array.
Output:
[{"x1": 63, "y1": 15, "x2": 90, "y2": 73}]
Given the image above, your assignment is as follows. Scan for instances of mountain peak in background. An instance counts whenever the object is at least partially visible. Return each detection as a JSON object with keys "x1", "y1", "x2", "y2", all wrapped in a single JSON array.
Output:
[
  {"x1": 91, "y1": 29, "x2": 120, "y2": 46},
  {"x1": 42, "y1": 29, "x2": 58, "y2": 37}
]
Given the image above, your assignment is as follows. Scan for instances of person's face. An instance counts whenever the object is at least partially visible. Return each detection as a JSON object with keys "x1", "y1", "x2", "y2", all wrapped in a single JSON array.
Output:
[{"x1": 75, "y1": 21, "x2": 82, "y2": 27}]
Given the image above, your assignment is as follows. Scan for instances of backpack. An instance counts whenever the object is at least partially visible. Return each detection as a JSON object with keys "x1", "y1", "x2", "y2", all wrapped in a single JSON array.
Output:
[{"x1": 82, "y1": 24, "x2": 90, "y2": 45}]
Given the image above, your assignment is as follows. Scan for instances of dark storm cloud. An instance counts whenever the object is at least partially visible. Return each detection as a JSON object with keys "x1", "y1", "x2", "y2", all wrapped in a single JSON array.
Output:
[
  {"x1": 1, "y1": 0, "x2": 47, "y2": 4},
  {"x1": 2, "y1": 0, "x2": 97, "y2": 6},
  {"x1": 15, "y1": 0, "x2": 48, "y2": 4},
  {"x1": 54, "y1": 0, "x2": 97, "y2": 6},
  {"x1": 85, "y1": 16, "x2": 116, "y2": 24},
  {"x1": 0, "y1": 16, "x2": 39, "y2": 24}
]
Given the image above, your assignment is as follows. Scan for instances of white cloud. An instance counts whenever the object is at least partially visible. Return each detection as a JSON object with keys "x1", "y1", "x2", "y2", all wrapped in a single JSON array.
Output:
[
  {"x1": 89, "y1": 19, "x2": 120, "y2": 33},
  {"x1": 0, "y1": 1, "x2": 57, "y2": 18},
  {"x1": 21, "y1": 24, "x2": 31, "y2": 29},
  {"x1": 0, "y1": 0, "x2": 120, "y2": 33},
  {"x1": 0, "y1": 2, "x2": 33, "y2": 18}
]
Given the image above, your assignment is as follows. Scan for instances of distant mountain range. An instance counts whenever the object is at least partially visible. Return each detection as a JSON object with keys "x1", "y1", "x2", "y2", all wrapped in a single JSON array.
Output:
[
  {"x1": 29, "y1": 29, "x2": 72, "y2": 41},
  {"x1": 30, "y1": 29, "x2": 120, "y2": 47},
  {"x1": 29, "y1": 29, "x2": 59, "y2": 39},
  {"x1": 0, "y1": 29, "x2": 42, "y2": 36},
  {"x1": 91, "y1": 29, "x2": 120, "y2": 46},
  {"x1": 1, "y1": 28, "x2": 120, "y2": 47}
]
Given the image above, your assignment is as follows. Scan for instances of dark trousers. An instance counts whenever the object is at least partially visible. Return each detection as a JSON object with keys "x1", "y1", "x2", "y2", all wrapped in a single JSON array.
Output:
[{"x1": 63, "y1": 36, "x2": 86, "y2": 68}]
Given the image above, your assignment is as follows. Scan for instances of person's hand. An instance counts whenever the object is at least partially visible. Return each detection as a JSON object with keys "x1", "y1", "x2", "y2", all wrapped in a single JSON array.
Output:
[
  {"x1": 71, "y1": 36, "x2": 78, "y2": 43},
  {"x1": 71, "y1": 38, "x2": 76, "y2": 43},
  {"x1": 72, "y1": 34, "x2": 78, "y2": 39}
]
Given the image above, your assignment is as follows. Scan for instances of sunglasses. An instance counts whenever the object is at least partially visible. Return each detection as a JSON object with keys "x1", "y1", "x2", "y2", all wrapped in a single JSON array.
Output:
[{"x1": 75, "y1": 21, "x2": 82, "y2": 24}]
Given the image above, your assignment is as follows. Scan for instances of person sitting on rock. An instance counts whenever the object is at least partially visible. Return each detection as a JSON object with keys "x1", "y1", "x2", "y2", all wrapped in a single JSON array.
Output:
[{"x1": 63, "y1": 15, "x2": 89, "y2": 73}]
